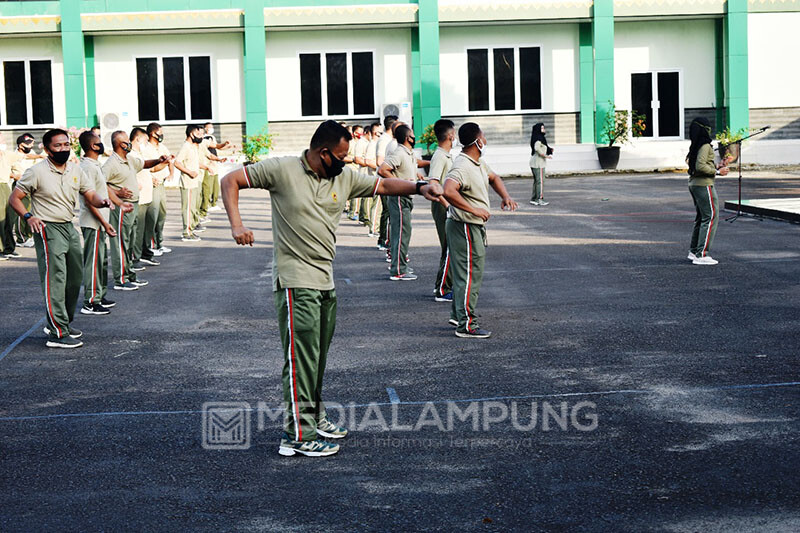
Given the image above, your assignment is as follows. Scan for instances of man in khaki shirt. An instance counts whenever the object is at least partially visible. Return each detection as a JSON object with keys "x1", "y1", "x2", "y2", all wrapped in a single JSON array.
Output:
[
  {"x1": 103, "y1": 130, "x2": 167, "y2": 289},
  {"x1": 145, "y1": 123, "x2": 173, "y2": 254},
  {"x1": 427, "y1": 119, "x2": 456, "y2": 302},
  {"x1": 9, "y1": 129, "x2": 113, "y2": 348},
  {"x1": 198, "y1": 123, "x2": 227, "y2": 220},
  {"x1": 442, "y1": 122, "x2": 517, "y2": 339},
  {"x1": 174, "y1": 125, "x2": 205, "y2": 241},
  {"x1": 0, "y1": 136, "x2": 19, "y2": 259},
  {"x1": 220, "y1": 120, "x2": 442, "y2": 457},
  {"x1": 130, "y1": 127, "x2": 171, "y2": 268},
  {"x1": 377, "y1": 124, "x2": 418, "y2": 280}
]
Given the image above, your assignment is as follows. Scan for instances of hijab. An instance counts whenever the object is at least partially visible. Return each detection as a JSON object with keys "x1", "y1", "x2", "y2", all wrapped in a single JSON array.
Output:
[
  {"x1": 530, "y1": 123, "x2": 550, "y2": 155},
  {"x1": 687, "y1": 117, "x2": 712, "y2": 176}
]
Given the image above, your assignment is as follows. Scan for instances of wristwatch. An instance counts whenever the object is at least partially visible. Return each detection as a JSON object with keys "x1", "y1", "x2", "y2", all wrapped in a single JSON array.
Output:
[
  {"x1": 23, "y1": 212, "x2": 32, "y2": 221},
  {"x1": 416, "y1": 180, "x2": 428, "y2": 195}
]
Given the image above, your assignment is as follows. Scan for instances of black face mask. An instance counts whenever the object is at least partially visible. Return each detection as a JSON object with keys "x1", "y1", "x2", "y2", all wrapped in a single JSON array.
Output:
[
  {"x1": 20, "y1": 145, "x2": 33, "y2": 154},
  {"x1": 321, "y1": 150, "x2": 345, "y2": 179},
  {"x1": 408, "y1": 137, "x2": 416, "y2": 149},
  {"x1": 156, "y1": 134, "x2": 164, "y2": 143},
  {"x1": 50, "y1": 150, "x2": 70, "y2": 165},
  {"x1": 121, "y1": 142, "x2": 132, "y2": 153},
  {"x1": 94, "y1": 143, "x2": 105, "y2": 154},
  {"x1": 191, "y1": 136, "x2": 203, "y2": 144}
]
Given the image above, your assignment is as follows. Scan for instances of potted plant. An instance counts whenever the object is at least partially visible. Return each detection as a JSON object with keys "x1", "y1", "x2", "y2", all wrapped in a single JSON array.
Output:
[
  {"x1": 596, "y1": 102, "x2": 646, "y2": 170},
  {"x1": 418, "y1": 123, "x2": 437, "y2": 161},
  {"x1": 715, "y1": 127, "x2": 748, "y2": 165},
  {"x1": 67, "y1": 126, "x2": 88, "y2": 158},
  {"x1": 241, "y1": 127, "x2": 275, "y2": 165}
]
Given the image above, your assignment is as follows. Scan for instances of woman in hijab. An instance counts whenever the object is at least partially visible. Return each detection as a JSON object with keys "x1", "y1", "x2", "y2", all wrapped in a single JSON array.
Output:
[
  {"x1": 687, "y1": 117, "x2": 728, "y2": 265},
  {"x1": 529, "y1": 123, "x2": 553, "y2": 206}
]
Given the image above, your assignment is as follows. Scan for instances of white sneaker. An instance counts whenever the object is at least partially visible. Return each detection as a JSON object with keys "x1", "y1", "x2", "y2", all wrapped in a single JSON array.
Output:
[
  {"x1": 529, "y1": 200, "x2": 540, "y2": 206},
  {"x1": 22, "y1": 238, "x2": 35, "y2": 248},
  {"x1": 208, "y1": 206, "x2": 222, "y2": 212},
  {"x1": 687, "y1": 252, "x2": 697, "y2": 261},
  {"x1": 692, "y1": 255, "x2": 718, "y2": 265},
  {"x1": 538, "y1": 200, "x2": 549, "y2": 206},
  {"x1": 159, "y1": 247, "x2": 172, "y2": 254},
  {"x1": 152, "y1": 249, "x2": 163, "y2": 257}
]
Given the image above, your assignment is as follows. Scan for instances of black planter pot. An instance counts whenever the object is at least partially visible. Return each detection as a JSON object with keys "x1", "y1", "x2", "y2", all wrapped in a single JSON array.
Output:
[{"x1": 597, "y1": 146, "x2": 621, "y2": 170}]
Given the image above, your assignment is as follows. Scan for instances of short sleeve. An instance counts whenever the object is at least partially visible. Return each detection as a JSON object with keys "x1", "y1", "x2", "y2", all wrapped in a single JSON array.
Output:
[
  {"x1": 345, "y1": 167, "x2": 380, "y2": 199},
  {"x1": 176, "y1": 144, "x2": 189, "y2": 166},
  {"x1": 243, "y1": 157, "x2": 281, "y2": 191},
  {"x1": 445, "y1": 168, "x2": 467, "y2": 191},
  {"x1": 428, "y1": 154, "x2": 446, "y2": 181},
  {"x1": 129, "y1": 153, "x2": 145, "y2": 173},
  {"x1": 480, "y1": 160, "x2": 494, "y2": 177},
  {"x1": 101, "y1": 159, "x2": 115, "y2": 181},
  {"x1": 78, "y1": 168, "x2": 93, "y2": 194},
  {"x1": 384, "y1": 149, "x2": 402, "y2": 170},
  {"x1": 16, "y1": 166, "x2": 37, "y2": 196}
]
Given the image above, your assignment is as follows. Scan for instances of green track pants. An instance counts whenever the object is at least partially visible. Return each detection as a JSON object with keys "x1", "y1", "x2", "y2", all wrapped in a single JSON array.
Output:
[
  {"x1": 153, "y1": 182, "x2": 167, "y2": 249},
  {"x1": 82, "y1": 227, "x2": 108, "y2": 306},
  {"x1": 14, "y1": 187, "x2": 32, "y2": 243},
  {"x1": 199, "y1": 171, "x2": 216, "y2": 218},
  {"x1": 109, "y1": 201, "x2": 138, "y2": 284},
  {"x1": 0, "y1": 183, "x2": 15, "y2": 254},
  {"x1": 133, "y1": 200, "x2": 158, "y2": 262},
  {"x1": 447, "y1": 219, "x2": 486, "y2": 332},
  {"x1": 180, "y1": 187, "x2": 198, "y2": 237},
  {"x1": 378, "y1": 195, "x2": 390, "y2": 247},
  {"x1": 274, "y1": 287, "x2": 337, "y2": 442},
  {"x1": 34, "y1": 222, "x2": 82, "y2": 338},
  {"x1": 431, "y1": 201, "x2": 451, "y2": 297},
  {"x1": 531, "y1": 167, "x2": 545, "y2": 202},
  {"x1": 689, "y1": 184, "x2": 719, "y2": 258},
  {"x1": 388, "y1": 196, "x2": 413, "y2": 277}
]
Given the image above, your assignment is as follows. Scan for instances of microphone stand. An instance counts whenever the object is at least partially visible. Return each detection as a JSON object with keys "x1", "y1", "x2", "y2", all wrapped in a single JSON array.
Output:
[{"x1": 725, "y1": 126, "x2": 769, "y2": 223}]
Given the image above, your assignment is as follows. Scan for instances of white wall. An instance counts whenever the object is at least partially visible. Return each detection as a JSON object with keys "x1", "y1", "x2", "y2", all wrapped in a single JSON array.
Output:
[
  {"x1": 93, "y1": 33, "x2": 244, "y2": 124},
  {"x1": 749, "y1": 13, "x2": 800, "y2": 108},
  {"x1": 614, "y1": 20, "x2": 717, "y2": 110},
  {"x1": 265, "y1": 29, "x2": 410, "y2": 121},
  {"x1": 0, "y1": 37, "x2": 65, "y2": 128},
  {"x1": 439, "y1": 24, "x2": 580, "y2": 116}
]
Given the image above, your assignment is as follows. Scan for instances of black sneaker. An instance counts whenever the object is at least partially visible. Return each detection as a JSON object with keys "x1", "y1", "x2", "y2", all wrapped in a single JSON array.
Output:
[
  {"x1": 46, "y1": 336, "x2": 84, "y2": 349},
  {"x1": 100, "y1": 298, "x2": 116, "y2": 308},
  {"x1": 113, "y1": 282, "x2": 139, "y2": 291},
  {"x1": 131, "y1": 263, "x2": 146, "y2": 272},
  {"x1": 130, "y1": 279, "x2": 149, "y2": 287},
  {"x1": 140, "y1": 258, "x2": 160, "y2": 266},
  {"x1": 455, "y1": 328, "x2": 492, "y2": 339},
  {"x1": 81, "y1": 303, "x2": 110, "y2": 315},
  {"x1": 4, "y1": 251, "x2": 21, "y2": 258},
  {"x1": 43, "y1": 327, "x2": 83, "y2": 339}
]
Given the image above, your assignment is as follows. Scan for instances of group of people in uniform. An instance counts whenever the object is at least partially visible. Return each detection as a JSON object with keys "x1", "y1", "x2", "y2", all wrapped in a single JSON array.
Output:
[{"x1": 1, "y1": 123, "x2": 229, "y2": 348}]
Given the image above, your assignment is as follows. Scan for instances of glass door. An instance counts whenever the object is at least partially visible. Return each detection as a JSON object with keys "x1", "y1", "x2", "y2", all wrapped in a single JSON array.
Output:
[{"x1": 630, "y1": 71, "x2": 682, "y2": 138}]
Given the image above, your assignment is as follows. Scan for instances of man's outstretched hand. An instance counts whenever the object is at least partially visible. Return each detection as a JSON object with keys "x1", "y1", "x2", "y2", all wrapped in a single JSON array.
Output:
[{"x1": 232, "y1": 225, "x2": 254, "y2": 246}]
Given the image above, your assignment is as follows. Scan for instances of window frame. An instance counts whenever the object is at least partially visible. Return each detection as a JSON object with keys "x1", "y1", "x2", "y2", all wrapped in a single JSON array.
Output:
[
  {"x1": 629, "y1": 68, "x2": 684, "y2": 141},
  {"x1": 134, "y1": 53, "x2": 215, "y2": 124},
  {"x1": 464, "y1": 44, "x2": 543, "y2": 115},
  {"x1": 0, "y1": 57, "x2": 56, "y2": 129},
  {"x1": 296, "y1": 49, "x2": 377, "y2": 120}
]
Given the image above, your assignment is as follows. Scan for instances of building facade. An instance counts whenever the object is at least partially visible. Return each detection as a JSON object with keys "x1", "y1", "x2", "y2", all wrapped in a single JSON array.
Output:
[{"x1": 1, "y1": 0, "x2": 799, "y2": 171}]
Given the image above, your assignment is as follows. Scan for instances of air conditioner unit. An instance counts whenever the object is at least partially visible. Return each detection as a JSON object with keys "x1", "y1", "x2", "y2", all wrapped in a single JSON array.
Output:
[
  {"x1": 99, "y1": 111, "x2": 134, "y2": 148},
  {"x1": 381, "y1": 102, "x2": 413, "y2": 127}
]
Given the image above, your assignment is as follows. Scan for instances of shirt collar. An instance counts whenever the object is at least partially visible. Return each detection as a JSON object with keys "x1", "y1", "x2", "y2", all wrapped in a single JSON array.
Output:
[
  {"x1": 436, "y1": 147, "x2": 452, "y2": 159},
  {"x1": 399, "y1": 144, "x2": 412, "y2": 156},
  {"x1": 112, "y1": 152, "x2": 130, "y2": 166},
  {"x1": 459, "y1": 152, "x2": 481, "y2": 166},
  {"x1": 80, "y1": 156, "x2": 101, "y2": 167},
  {"x1": 300, "y1": 150, "x2": 319, "y2": 178},
  {"x1": 45, "y1": 157, "x2": 67, "y2": 175}
]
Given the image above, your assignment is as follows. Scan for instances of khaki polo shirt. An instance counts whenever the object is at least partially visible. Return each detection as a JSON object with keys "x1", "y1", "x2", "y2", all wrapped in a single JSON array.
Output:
[
  {"x1": 428, "y1": 147, "x2": 453, "y2": 182},
  {"x1": 346, "y1": 139, "x2": 358, "y2": 170},
  {"x1": 16, "y1": 159, "x2": 93, "y2": 223},
  {"x1": 200, "y1": 137, "x2": 217, "y2": 176},
  {"x1": 142, "y1": 142, "x2": 171, "y2": 183},
  {"x1": 244, "y1": 150, "x2": 381, "y2": 291},
  {"x1": 384, "y1": 144, "x2": 416, "y2": 182},
  {"x1": 376, "y1": 133, "x2": 393, "y2": 161},
  {"x1": 0, "y1": 151, "x2": 14, "y2": 186},
  {"x1": 365, "y1": 139, "x2": 378, "y2": 175},
  {"x1": 79, "y1": 157, "x2": 110, "y2": 230},
  {"x1": 11, "y1": 152, "x2": 37, "y2": 177},
  {"x1": 176, "y1": 141, "x2": 201, "y2": 189},
  {"x1": 354, "y1": 137, "x2": 369, "y2": 169},
  {"x1": 445, "y1": 153, "x2": 493, "y2": 226},
  {"x1": 103, "y1": 152, "x2": 144, "y2": 202},
  {"x1": 132, "y1": 149, "x2": 153, "y2": 205}
]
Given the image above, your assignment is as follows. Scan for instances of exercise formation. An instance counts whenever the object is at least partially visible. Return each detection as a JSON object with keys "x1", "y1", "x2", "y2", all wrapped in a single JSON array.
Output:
[{"x1": 2, "y1": 114, "x2": 729, "y2": 456}]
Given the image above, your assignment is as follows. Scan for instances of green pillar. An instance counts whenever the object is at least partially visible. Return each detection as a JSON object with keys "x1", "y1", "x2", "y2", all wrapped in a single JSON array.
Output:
[
  {"x1": 724, "y1": 0, "x2": 748, "y2": 131},
  {"x1": 714, "y1": 18, "x2": 725, "y2": 132},
  {"x1": 413, "y1": 0, "x2": 441, "y2": 136},
  {"x1": 60, "y1": 0, "x2": 87, "y2": 128},
  {"x1": 84, "y1": 35, "x2": 97, "y2": 128},
  {"x1": 411, "y1": 29, "x2": 422, "y2": 134},
  {"x1": 243, "y1": 0, "x2": 268, "y2": 135},
  {"x1": 578, "y1": 23, "x2": 595, "y2": 144},
  {"x1": 593, "y1": 0, "x2": 614, "y2": 144}
]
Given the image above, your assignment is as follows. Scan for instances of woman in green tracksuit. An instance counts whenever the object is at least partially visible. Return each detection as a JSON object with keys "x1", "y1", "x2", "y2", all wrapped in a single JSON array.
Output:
[
  {"x1": 687, "y1": 117, "x2": 728, "y2": 265},
  {"x1": 529, "y1": 122, "x2": 552, "y2": 206}
]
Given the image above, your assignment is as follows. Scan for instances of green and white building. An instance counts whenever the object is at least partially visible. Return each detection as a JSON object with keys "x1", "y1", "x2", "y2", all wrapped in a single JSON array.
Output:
[{"x1": 0, "y1": 0, "x2": 798, "y2": 172}]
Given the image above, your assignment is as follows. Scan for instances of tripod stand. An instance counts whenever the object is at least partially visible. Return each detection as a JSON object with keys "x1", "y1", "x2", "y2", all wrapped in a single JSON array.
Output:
[{"x1": 725, "y1": 126, "x2": 769, "y2": 223}]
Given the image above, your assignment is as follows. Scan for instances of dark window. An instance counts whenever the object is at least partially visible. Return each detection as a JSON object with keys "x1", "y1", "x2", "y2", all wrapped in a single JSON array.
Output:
[
  {"x1": 189, "y1": 56, "x2": 212, "y2": 120},
  {"x1": 326, "y1": 53, "x2": 348, "y2": 116},
  {"x1": 493, "y1": 48, "x2": 515, "y2": 111},
  {"x1": 657, "y1": 72, "x2": 680, "y2": 137},
  {"x1": 300, "y1": 53, "x2": 322, "y2": 116},
  {"x1": 631, "y1": 73, "x2": 653, "y2": 137},
  {"x1": 4, "y1": 61, "x2": 27, "y2": 125},
  {"x1": 162, "y1": 57, "x2": 185, "y2": 121},
  {"x1": 136, "y1": 58, "x2": 159, "y2": 122},
  {"x1": 29, "y1": 60, "x2": 53, "y2": 124},
  {"x1": 519, "y1": 47, "x2": 542, "y2": 110},
  {"x1": 352, "y1": 52, "x2": 374, "y2": 115},
  {"x1": 467, "y1": 49, "x2": 489, "y2": 112}
]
